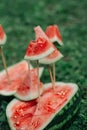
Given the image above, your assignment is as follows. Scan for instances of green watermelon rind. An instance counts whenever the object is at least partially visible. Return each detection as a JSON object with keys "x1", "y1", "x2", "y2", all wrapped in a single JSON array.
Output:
[{"x1": 6, "y1": 82, "x2": 80, "y2": 130}]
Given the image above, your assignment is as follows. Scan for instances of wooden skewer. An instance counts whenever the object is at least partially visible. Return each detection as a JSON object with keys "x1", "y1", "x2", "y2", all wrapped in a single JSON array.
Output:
[
  {"x1": 36, "y1": 60, "x2": 40, "y2": 102},
  {"x1": 27, "y1": 60, "x2": 31, "y2": 83},
  {"x1": 0, "y1": 46, "x2": 10, "y2": 83},
  {"x1": 52, "y1": 63, "x2": 56, "y2": 90},
  {"x1": 27, "y1": 60, "x2": 30, "y2": 73},
  {"x1": 48, "y1": 65, "x2": 54, "y2": 90}
]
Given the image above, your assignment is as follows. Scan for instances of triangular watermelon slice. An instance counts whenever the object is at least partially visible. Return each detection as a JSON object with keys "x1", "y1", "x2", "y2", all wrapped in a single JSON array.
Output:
[
  {"x1": 0, "y1": 24, "x2": 7, "y2": 45},
  {"x1": 15, "y1": 69, "x2": 44, "y2": 101},
  {"x1": 45, "y1": 25, "x2": 63, "y2": 46},
  {"x1": 24, "y1": 37, "x2": 54, "y2": 60},
  {"x1": 0, "y1": 60, "x2": 44, "y2": 96}
]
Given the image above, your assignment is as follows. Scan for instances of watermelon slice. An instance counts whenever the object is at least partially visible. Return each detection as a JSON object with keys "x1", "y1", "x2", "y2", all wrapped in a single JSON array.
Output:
[
  {"x1": 45, "y1": 25, "x2": 63, "y2": 46},
  {"x1": 34, "y1": 25, "x2": 63, "y2": 64},
  {"x1": 0, "y1": 24, "x2": 7, "y2": 45},
  {"x1": 24, "y1": 37, "x2": 55, "y2": 61},
  {"x1": 15, "y1": 69, "x2": 44, "y2": 101},
  {"x1": 0, "y1": 60, "x2": 44, "y2": 96},
  {"x1": 6, "y1": 82, "x2": 80, "y2": 130},
  {"x1": 39, "y1": 47, "x2": 63, "y2": 64}
]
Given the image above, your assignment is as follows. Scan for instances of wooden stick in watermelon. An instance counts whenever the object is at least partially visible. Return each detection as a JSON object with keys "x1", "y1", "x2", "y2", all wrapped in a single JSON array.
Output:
[
  {"x1": 39, "y1": 48, "x2": 63, "y2": 90},
  {"x1": 47, "y1": 65, "x2": 54, "y2": 90},
  {"x1": 45, "y1": 25, "x2": 64, "y2": 90},
  {"x1": 36, "y1": 60, "x2": 40, "y2": 102},
  {"x1": 34, "y1": 25, "x2": 57, "y2": 90},
  {"x1": 52, "y1": 63, "x2": 56, "y2": 87},
  {"x1": 27, "y1": 60, "x2": 31, "y2": 74},
  {"x1": 24, "y1": 36, "x2": 54, "y2": 99},
  {"x1": 0, "y1": 25, "x2": 10, "y2": 83}
]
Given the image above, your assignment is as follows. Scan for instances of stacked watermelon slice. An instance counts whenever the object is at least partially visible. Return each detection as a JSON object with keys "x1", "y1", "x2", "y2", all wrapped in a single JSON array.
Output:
[{"x1": 0, "y1": 25, "x2": 81, "y2": 130}]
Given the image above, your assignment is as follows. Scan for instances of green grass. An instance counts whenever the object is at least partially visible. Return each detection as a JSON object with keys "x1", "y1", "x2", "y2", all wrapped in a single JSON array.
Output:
[{"x1": 0, "y1": 0, "x2": 87, "y2": 130}]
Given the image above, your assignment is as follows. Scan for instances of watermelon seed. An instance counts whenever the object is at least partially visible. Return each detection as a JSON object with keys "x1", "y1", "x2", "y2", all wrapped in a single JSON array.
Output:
[
  {"x1": 15, "y1": 121, "x2": 20, "y2": 127},
  {"x1": 14, "y1": 115, "x2": 17, "y2": 119}
]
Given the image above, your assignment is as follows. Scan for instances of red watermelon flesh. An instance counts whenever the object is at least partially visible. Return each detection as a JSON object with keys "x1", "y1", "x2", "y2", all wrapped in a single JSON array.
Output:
[
  {"x1": 24, "y1": 37, "x2": 54, "y2": 60},
  {"x1": 0, "y1": 24, "x2": 7, "y2": 45},
  {"x1": 34, "y1": 26, "x2": 55, "y2": 49},
  {"x1": 6, "y1": 82, "x2": 77, "y2": 130},
  {"x1": 45, "y1": 25, "x2": 63, "y2": 46},
  {"x1": 6, "y1": 99, "x2": 37, "y2": 130},
  {"x1": 34, "y1": 26, "x2": 52, "y2": 43},
  {"x1": 28, "y1": 82, "x2": 75, "y2": 130},
  {"x1": 15, "y1": 69, "x2": 44, "y2": 101},
  {"x1": 39, "y1": 47, "x2": 63, "y2": 64}
]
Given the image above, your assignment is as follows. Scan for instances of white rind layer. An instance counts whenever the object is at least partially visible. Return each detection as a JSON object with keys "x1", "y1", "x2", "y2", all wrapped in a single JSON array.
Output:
[
  {"x1": 24, "y1": 47, "x2": 54, "y2": 60},
  {"x1": 39, "y1": 52, "x2": 63, "y2": 64},
  {"x1": 0, "y1": 34, "x2": 7, "y2": 45},
  {"x1": 15, "y1": 85, "x2": 44, "y2": 101},
  {"x1": 0, "y1": 90, "x2": 16, "y2": 96},
  {"x1": 50, "y1": 36, "x2": 63, "y2": 46},
  {"x1": 6, "y1": 99, "x2": 20, "y2": 130}
]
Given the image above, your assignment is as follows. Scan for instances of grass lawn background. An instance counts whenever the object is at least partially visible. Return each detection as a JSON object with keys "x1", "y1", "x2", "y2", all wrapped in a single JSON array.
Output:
[{"x1": 0, "y1": 0, "x2": 87, "y2": 130}]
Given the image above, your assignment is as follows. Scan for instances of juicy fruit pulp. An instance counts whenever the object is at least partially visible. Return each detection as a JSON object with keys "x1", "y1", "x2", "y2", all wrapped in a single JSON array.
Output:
[
  {"x1": 25, "y1": 38, "x2": 50, "y2": 56},
  {"x1": 6, "y1": 82, "x2": 79, "y2": 130},
  {"x1": 7, "y1": 99, "x2": 37, "y2": 130},
  {"x1": 24, "y1": 37, "x2": 54, "y2": 60}
]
